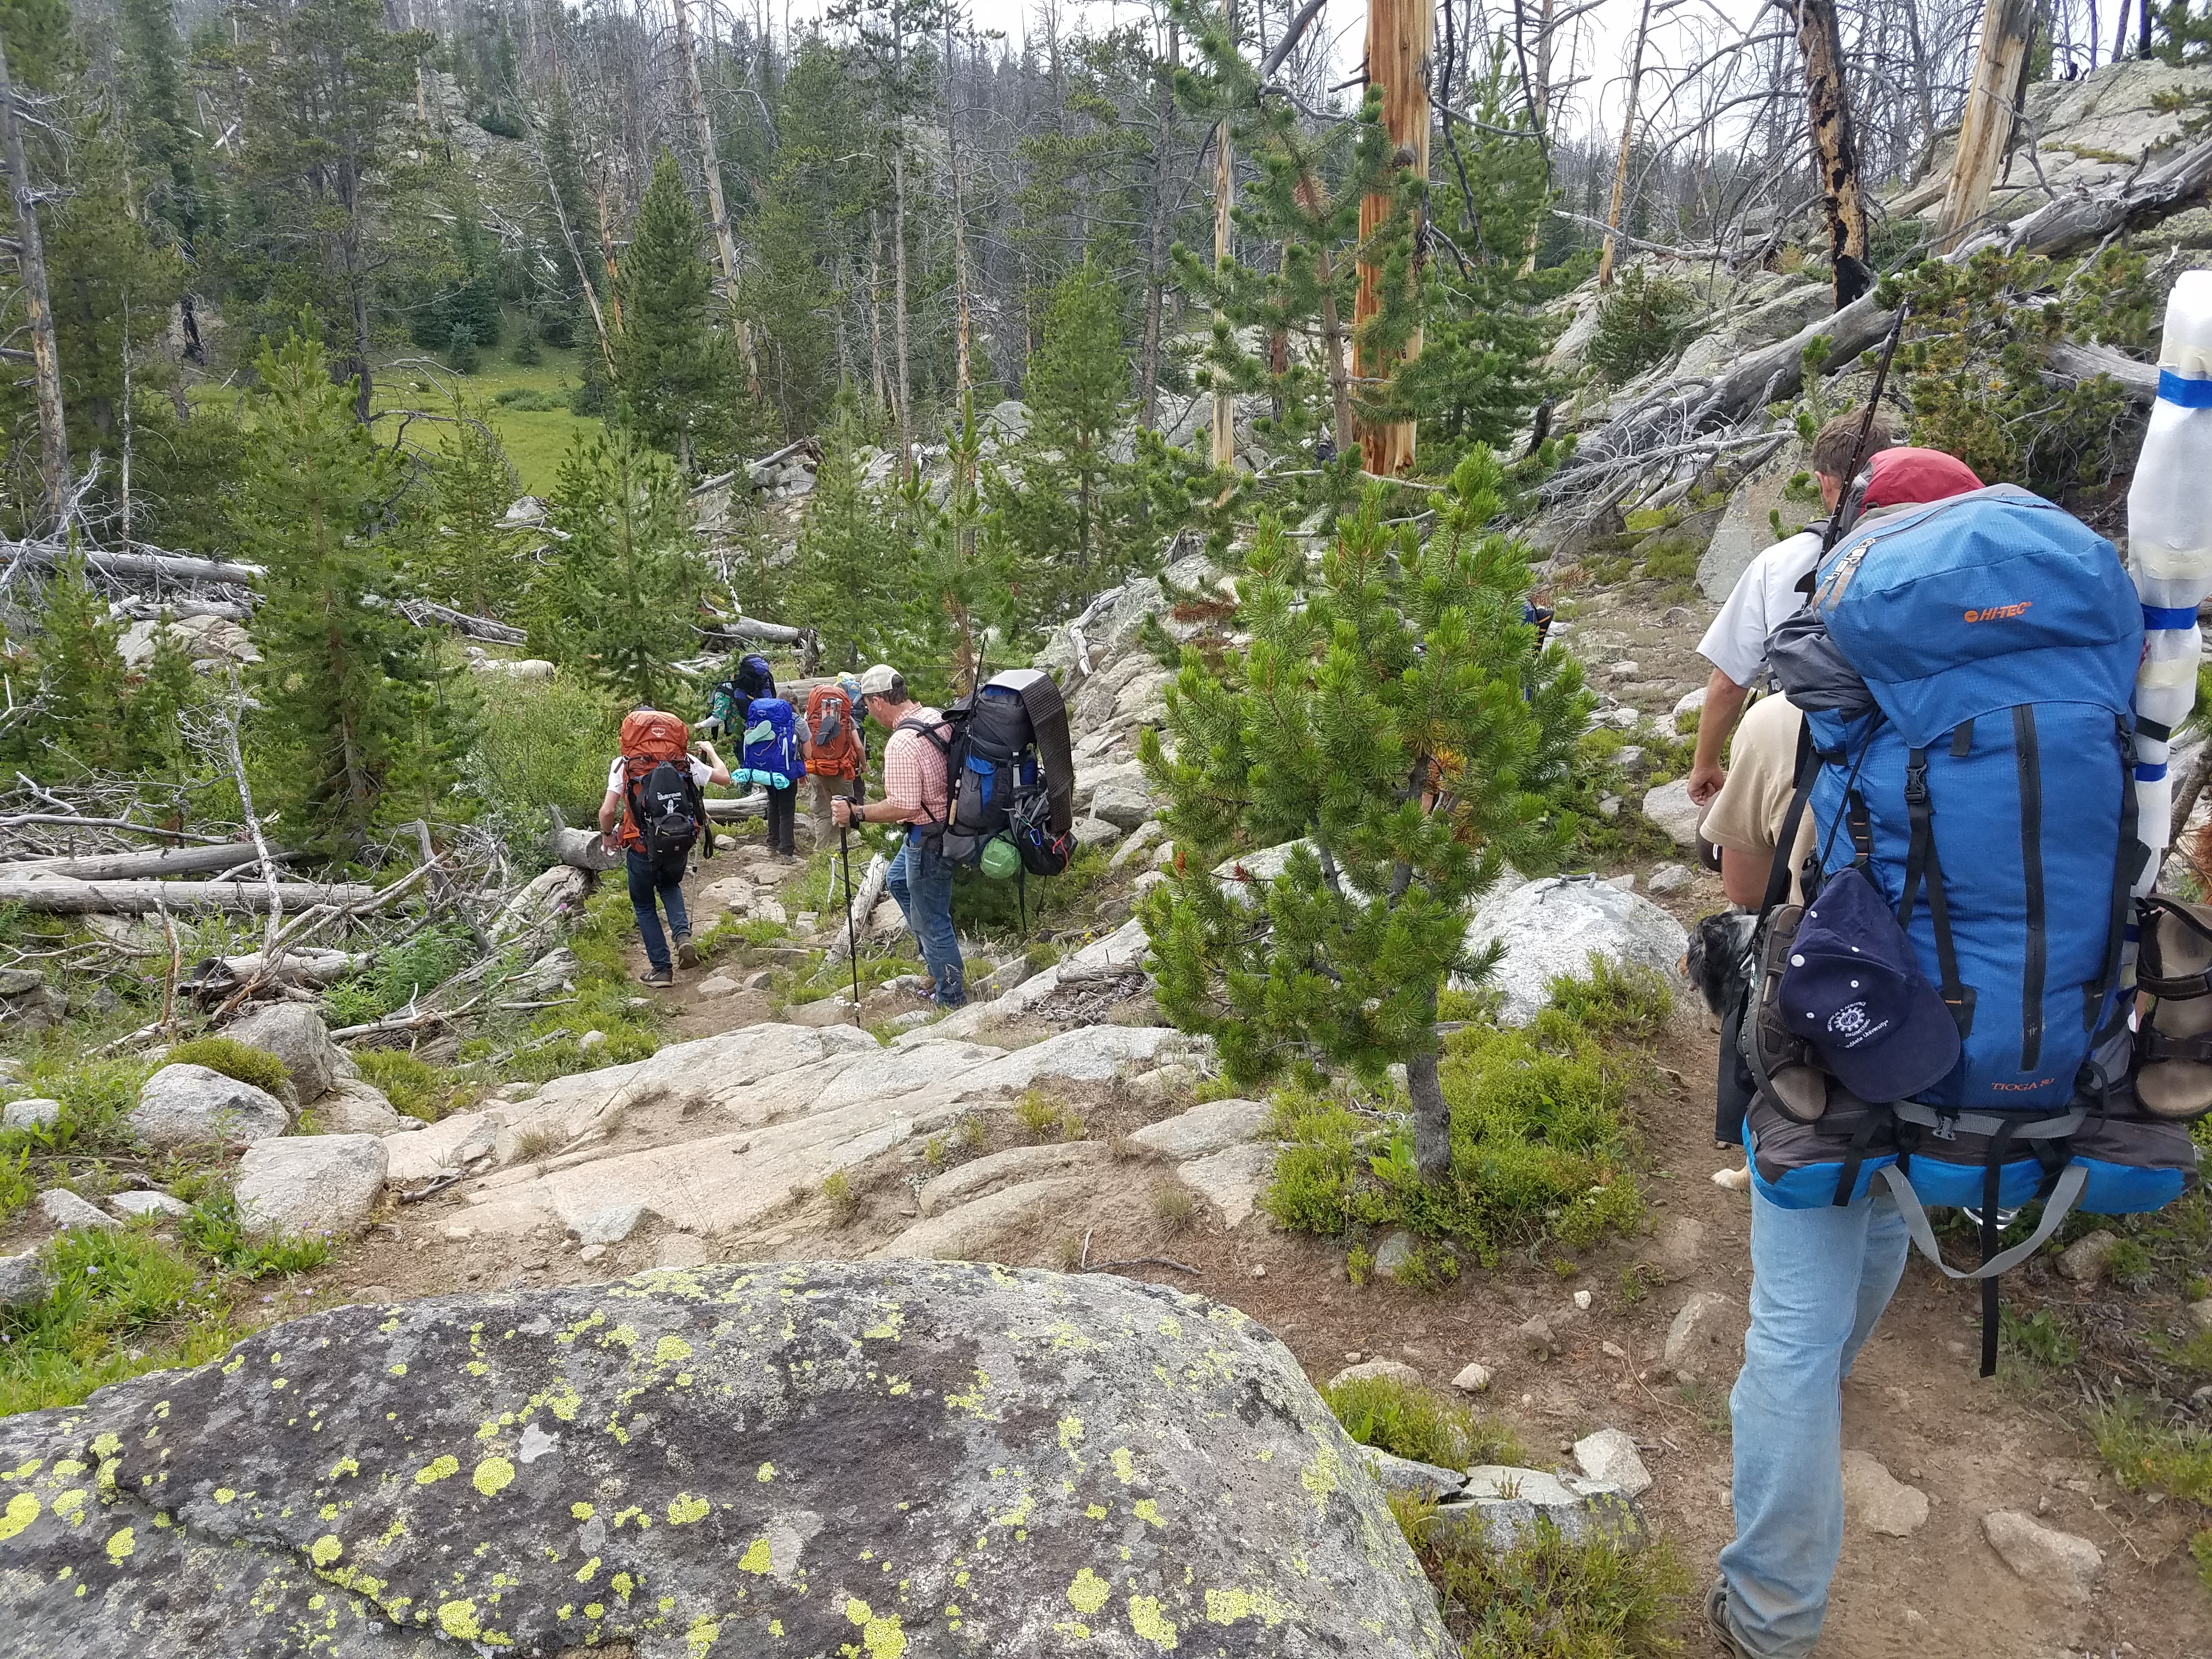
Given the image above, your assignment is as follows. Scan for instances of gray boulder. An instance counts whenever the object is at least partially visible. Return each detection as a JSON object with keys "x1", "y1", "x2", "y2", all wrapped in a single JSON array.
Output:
[
  {"x1": 3, "y1": 1097, "x2": 60, "y2": 1131},
  {"x1": 0, "y1": 967, "x2": 65, "y2": 1032},
  {"x1": 1640, "y1": 779, "x2": 1705, "y2": 848},
  {"x1": 1459, "y1": 874, "x2": 1689, "y2": 1026},
  {"x1": 1088, "y1": 773, "x2": 1158, "y2": 832},
  {"x1": 225, "y1": 1002, "x2": 340, "y2": 1103},
  {"x1": 1437, "y1": 1465, "x2": 1642, "y2": 1550},
  {"x1": 0, "y1": 1261, "x2": 1451, "y2": 1657},
  {"x1": 312, "y1": 1078, "x2": 410, "y2": 1137},
  {"x1": 109, "y1": 1190, "x2": 193, "y2": 1220},
  {"x1": 0, "y1": 1251, "x2": 49, "y2": 1306},
  {"x1": 38, "y1": 1188, "x2": 117, "y2": 1232},
  {"x1": 131, "y1": 1064, "x2": 289, "y2": 1150},
  {"x1": 233, "y1": 1135, "x2": 388, "y2": 1238},
  {"x1": 1128, "y1": 1097, "x2": 1270, "y2": 1161}
]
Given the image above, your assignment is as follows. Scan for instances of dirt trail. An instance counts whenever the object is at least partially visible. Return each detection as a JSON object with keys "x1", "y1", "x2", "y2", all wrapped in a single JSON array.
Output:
[{"x1": 291, "y1": 594, "x2": 2212, "y2": 1655}]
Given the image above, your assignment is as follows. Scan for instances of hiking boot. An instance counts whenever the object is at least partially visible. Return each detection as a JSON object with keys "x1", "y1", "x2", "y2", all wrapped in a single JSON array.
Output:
[
  {"x1": 675, "y1": 933, "x2": 699, "y2": 969},
  {"x1": 1705, "y1": 1578, "x2": 1751, "y2": 1658},
  {"x1": 639, "y1": 966, "x2": 674, "y2": 988}
]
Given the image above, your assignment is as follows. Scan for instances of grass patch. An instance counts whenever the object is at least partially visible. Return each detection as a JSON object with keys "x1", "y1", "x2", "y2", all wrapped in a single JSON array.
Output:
[
  {"x1": 1390, "y1": 1492, "x2": 1691, "y2": 1657},
  {"x1": 1261, "y1": 961, "x2": 1660, "y2": 1262},
  {"x1": 2000, "y1": 1306, "x2": 2081, "y2": 1371},
  {"x1": 1015, "y1": 1088, "x2": 1066, "y2": 1141},
  {"x1": 1326, "y1": 1373, "x2": 1520, "y2": 1469},
  {"x1": 0, "y1": 1225, "x2": 244, "y2": 1418},
  {"x1": 1153, "y1": 1182, "x2": 1196, "y2": 1235},
  {"x1": 2093, "y1": 1395, "x2": 2212, "y2": 1505},
  {"x1": 821, "y1": 1169, "x2": 860, "y2": 1226},
  {"x1": 162, "y1": 1035, "x2": 291, "y2": 1098},
  {"x1": 182, "y1": 1191, "x2": 336, "y2": 1278},
  {"x1": 351, "y1": 1048, "x2": 473, "y2": 1124}
]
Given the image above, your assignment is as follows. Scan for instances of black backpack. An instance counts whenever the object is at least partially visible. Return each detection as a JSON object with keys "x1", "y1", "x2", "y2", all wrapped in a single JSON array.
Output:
[
  {"x1": 627, "y1": 758, "x2": 708, "y2": 881},
  {"x1": 897, "y1": 669, "x2": 1076, "y2": 872}
]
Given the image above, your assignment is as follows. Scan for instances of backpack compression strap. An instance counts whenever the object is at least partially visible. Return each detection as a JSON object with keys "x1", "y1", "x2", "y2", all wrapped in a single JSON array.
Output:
[{"x1": 1895, "y1": 738, "x2": 1976, "y2": 1037}]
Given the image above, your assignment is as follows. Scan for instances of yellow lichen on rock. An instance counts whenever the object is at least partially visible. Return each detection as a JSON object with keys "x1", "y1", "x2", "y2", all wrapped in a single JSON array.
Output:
[
  {"x1": 667, "y1": 1492, "x2": 710, "y2": 1525},
  {"x1": 1127, "y1": 1593, "x2": 1178, "y2": 1651},
  {"x1": 473, "y1": 1457, "x2": 516, "y2": 1498},
  {"x1": 414, "y1": 1455, "x2": 459, "y2": 1486},
  {"x1": 0, "y1": 1491, "x2": 41, "y2": 1542},
  {"x1": 1065, "y1": 1568, "x2": 1110, "y2": 1616}
]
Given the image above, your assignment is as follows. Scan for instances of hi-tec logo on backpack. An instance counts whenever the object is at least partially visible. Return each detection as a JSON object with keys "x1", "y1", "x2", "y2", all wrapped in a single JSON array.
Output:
[{"x1": 1963, "y1": 601, "x2": 2033, "y2": 623}]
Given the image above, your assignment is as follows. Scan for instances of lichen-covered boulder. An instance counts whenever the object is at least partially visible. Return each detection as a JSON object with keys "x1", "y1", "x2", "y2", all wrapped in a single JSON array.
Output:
[
  {"x1": 0, "y1": 1261, "x2": 1448, "y2": 1658},
  {"x1": 129, "y1": 1063, "x2": 289, "y2": 1150},
  {"x1": 225, "y1": 1001, "x2": 341, "y2": 1104}
]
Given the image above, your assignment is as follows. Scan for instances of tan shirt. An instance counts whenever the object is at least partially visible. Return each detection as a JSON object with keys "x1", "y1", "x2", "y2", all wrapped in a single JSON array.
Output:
[{"x1": 1701, "y1": 693, "x2": 1818, "y2": 902}]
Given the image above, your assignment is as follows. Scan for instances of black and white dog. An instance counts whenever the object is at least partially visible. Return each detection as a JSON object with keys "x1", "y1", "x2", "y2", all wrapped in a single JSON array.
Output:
[{"x1": 1682, "y1": 909, "x2": 1759, "y2": 1020}]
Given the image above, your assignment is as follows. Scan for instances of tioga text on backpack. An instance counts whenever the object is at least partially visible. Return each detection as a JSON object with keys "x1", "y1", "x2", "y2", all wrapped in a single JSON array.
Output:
[
  {"x1": 1748, "y1": 484, "x2": 2197, "y2": 1375},
  {"x1": 618, "y1": 709, "x2": 713, "y2": 880}
]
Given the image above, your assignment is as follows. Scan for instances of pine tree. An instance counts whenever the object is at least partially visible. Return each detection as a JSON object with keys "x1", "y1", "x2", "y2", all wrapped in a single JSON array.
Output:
[
  {"x1": 1171, "y1": 9, "x2": 1413, "y2": 467},
  {"x1": 615, "y1": 153, "x2": 744, "y2": 472},
  {"x1": 241, "y1": 320, "x2": 465, "y2": 857},
  {"x1": 402, "y1": 400, "x2": 524, "y2": 619},
  {"x1": 788, "y1": 407, "x2": 889, "y2": 672},
  {"x1": 21, "y1": 554, "x2": 134, "y2": 775},
  {"x1": 1139, "y1": 448, "x2": 1588, "y2": 1177},
  {"x1": 1000, "y1": 258, "x2": 1129, "y2": 586},
  {"x1": 533, "y1": 430, "x2": 703, "y2": 710}
]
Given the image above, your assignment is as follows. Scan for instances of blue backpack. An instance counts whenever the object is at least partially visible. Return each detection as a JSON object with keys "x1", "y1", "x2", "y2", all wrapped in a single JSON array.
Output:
[
  {"x1": 1753, "y1": 484, "x2": 2197, "y2": 1373},
  {"x1": 738, "y1": 696, "x2": 804, "y2": 790}
]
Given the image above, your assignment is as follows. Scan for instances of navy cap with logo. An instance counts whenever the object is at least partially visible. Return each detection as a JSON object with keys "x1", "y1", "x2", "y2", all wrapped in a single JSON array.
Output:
[{"x1": 1778, "y1": 867, "x2": 1961, "y2": 1102}]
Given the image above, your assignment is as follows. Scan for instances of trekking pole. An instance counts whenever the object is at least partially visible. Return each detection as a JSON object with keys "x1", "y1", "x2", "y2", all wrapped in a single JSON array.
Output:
[
  {"x1": 1821, "y1": 298, "x2": 1914, "y2": 558},
  {"x1": 838, "y1": 821, "x2": 862, "y2": 1026}
]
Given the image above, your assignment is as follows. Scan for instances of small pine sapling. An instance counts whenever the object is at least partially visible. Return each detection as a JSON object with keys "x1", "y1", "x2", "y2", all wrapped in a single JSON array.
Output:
[{"x1": 1139, "y1": 447, "x2": 1588, "y2": 1178}]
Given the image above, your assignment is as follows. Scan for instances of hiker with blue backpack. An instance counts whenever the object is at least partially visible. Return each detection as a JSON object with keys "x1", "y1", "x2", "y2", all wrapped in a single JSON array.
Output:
[
  {"x1": 1701, "y1": 417, "x2": 2204, "y2": 1656},
  {"x1": 832, "y1": 663, "x2": 966, "y2": 1009},
  {"x1": 707, "y1": 652, "x2": 805, "y2": 861}
]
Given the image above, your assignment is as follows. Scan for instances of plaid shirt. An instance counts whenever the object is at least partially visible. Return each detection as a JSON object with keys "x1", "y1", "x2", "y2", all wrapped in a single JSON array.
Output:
[{"x1": 880, "y1": 705, "x2": 949, "y2": 826}]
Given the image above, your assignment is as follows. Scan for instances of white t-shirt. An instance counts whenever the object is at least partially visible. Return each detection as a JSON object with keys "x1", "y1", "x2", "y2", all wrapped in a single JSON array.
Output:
[
  {"x1": 1696, "y1": 529, "x2": 1822, "y2": 689},
  {"x1": 607, "y1": 757, "x2": 713, "y2": 794}
]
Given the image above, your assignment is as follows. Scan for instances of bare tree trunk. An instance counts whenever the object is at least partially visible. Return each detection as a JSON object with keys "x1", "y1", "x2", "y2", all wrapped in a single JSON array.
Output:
[
  {"x1": 1518, "y1": 0, "x2": 1557, "y2": 274},
  {"x1": 1796, "y1": 0, "x2": 1872, "y2": 308},
  {"x1": 1407, "y1": 996, "x2": 1451, "y2": 1177},
  {"x1": 1316, "y1": 234, "x2": 1355, "y2": 454},
  {"x1": 1598, "y1": 0, "x2": 1655, "y2": 289},
  {"x1": 532, "y1": 130, "x2": 615, "y2": 375},
  {"x1": 867, "y1": 211, "x2": 888, "y2": 415},
  {"x1": 1936, "y1": 0, "x2": 2038, "y2": 251},
  {"x1": 1904, "y1": 0, "x2": 1940, "y2": 176},
  {"x1": 674, "y1": 0, "x2": 762, "y2": 398},
  {"x1": 595, "y1": 178, "x2": 625, "y2": 333},
  {"x1": 0, "y1": 21, "x2": 69, "y2": 527},
  {"x1": 893, "y1": 143, "x2": 912, "y2": 482},
  {"x1": 1355, "y1": 0, "x2": 1434, "y2": 476},
  {"x1": 945, "y1": 8, "x2": 972, "y2": 409},
  {"x1": 1210, "y1": 0, "x2": 1237, "y2": 472},
  {"x1": 1139, "y1": 21, "x2": 1177, "y2": 430},
  {"x1": 2113, "y1": 0, "x2": 2135, "y2": 61}
]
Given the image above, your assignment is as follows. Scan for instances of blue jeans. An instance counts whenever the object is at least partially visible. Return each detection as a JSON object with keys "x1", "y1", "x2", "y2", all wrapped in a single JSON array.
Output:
[
  {"x1": 625, "y1": 850, "x2": 690, "y2": 974},
  {"x1": 887, "y1": 834, "x2": 964, "y2": 1007},
  {"x1": 1718, "y1": 1174, "x2": 1910, "y2": 1657}
]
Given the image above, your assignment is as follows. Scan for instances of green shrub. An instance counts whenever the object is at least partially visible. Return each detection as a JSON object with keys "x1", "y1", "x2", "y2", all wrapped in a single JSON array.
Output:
[
  {"x1": 1260, "y1": 965, "x2": 1651, "y2": 1260},
  {"x1": 466, "y1": 670, "x2": 623, "y2": 841},
  {"x1": 0, "y1": 1139, "x2": 32, "y2": 1222},
  {"x1": 323, "y1": 926, "x2": 479, "y2": 1028},
  {"x1": 0, "y1": 1226, "x2": 243, "y2": 1418},
  {"x1": 163, "y1": 1035, "x2": 291, "y2": 1098},
  {"x1": 352, "y1": 1048, "x2": 472, "y2": 1124},
  {"x1": 1587, "y1": 267, "x2": 1700, "y2": 385},
  {"x1": 2094, "y1": 1395, "x2": 2212, "y2": 1503},
  {"x1": 183, "y1": 1192, "x2": 336, "y2": 1279},
  {"x1": 1390, "y1": 1492, "x2": 1690, "y2": 1657},
  {"x1": 1325, "y1": 1374, "x2": 1519, "y2": 1469}
]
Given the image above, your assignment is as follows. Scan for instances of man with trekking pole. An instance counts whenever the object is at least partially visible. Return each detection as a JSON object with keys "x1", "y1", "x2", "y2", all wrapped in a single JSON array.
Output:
[{"x1": 830, "y1": 663, "x2": 967, "y2": 1011}]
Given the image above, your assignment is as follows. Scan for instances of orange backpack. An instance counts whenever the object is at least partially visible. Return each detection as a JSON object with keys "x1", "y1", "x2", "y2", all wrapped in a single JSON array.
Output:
[
  {"x1": 616, "y1": 709, "x2": 693, "y2": 853},
  {"x1": 805, "y1": 683, "x2": 865, "y2": 780}
]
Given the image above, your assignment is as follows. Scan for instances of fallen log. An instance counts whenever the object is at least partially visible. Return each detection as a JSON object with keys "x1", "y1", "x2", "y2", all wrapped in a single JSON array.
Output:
[
  {"x1": 2046, "y1": 339, "x2": 2159, "y2": 402},
  {"x1": 0, "y1": 813, "x2": 227, "y2": 844},
  {"x1": 4, "y1": 541, "x2": 264, "y2": 584},
  {"x1": 701, "y1": 614, "x2": 806, "y2": 646},
  {"x1": 704, "y1": 794, "x2": 770, "y2": 822},
  {"x1": 1555, "y1": 138, "x2": 2212, "y2": 489},
  {"x1": 186, "y1": 948, "x2": 366, "y2": 989},
  {"x1": 111, "y1": 596, "x2": 252, "y2": 622},
  {"x1": 394, "y1": 599, "x2": 527, "y2": 645},
  {"x1": 0, "y1": 876, "x2": 379, "y2": 914},
  {"x1": 547, "y1": 826, "x2": 621, "y2": 871},
  {"x1": 5, "y1": 842, "x2": 286, "y2": 882}
]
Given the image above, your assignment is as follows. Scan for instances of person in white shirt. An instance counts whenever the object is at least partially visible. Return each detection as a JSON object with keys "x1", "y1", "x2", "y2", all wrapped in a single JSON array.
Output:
[
  {"x1": 1686, "y1": 413, "x2": 1896, "y2": 806},
  {"x1": 598, "y1": 736, "x2": 735, "y2": 986}
]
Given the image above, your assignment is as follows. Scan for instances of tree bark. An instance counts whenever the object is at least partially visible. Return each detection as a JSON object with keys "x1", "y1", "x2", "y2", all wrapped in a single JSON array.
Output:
[
  {"x1": 1407, "y1": 1021, "x2": 1452, "y2": 1178},
  {"x1": 1140, "y1": 22, "x2": 1178, "y2": 430},
  {"x1": 892, "y1": 144, "x2": 912, "y2": 483},
  {"x1": 0, "y1": 878, "x2": 378, "y2": 913},
  {"x1": 1796, "y1": 0, "x2": 1872, "y2": 308},
  {"x1": 0, "y1": 20, "x2": 69, "y2": 527},
  {"x1": 5, "y1": 844, "x2": 291, "y2": 881},
  {"x1": 1210, "y1": 0, "x2": 1237, "y2": 472},
  {"x1": 1936, "y1": 0, "x2": 2038, "y2": 251},
  {"x1": 1598, "y1": 0, "x2": 1656, "y2": 289},
  {"x1": 673, "y1": 0, "x2": 761, "y2": 399},
  {"x1": 1355, "y1": 0, "x2": 1434, "y2": 476}
]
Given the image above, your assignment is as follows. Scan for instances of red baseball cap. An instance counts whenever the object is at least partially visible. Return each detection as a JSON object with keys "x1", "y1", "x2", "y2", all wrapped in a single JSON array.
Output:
[{"x1": 1860, "y1": 447, "x2": 1982, "y2": 509}]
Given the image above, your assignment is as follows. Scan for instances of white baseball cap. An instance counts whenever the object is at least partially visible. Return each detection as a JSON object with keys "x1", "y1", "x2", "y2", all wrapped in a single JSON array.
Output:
[{"x1": 856, "y1": 664, "x2": 901, "y2": 697}]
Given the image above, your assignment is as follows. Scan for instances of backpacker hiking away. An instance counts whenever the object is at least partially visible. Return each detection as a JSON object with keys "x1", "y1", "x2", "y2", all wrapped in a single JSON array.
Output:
[{"x1": 600, "y1": 708, "x2": 735, "y2": 988}]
